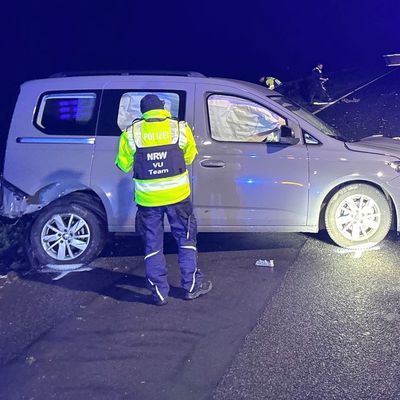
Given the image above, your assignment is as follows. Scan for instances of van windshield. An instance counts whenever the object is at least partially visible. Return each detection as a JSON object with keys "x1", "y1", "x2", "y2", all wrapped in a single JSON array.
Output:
[{"x1": 270, "y1": 95, "x2": 347, "y2": 141}]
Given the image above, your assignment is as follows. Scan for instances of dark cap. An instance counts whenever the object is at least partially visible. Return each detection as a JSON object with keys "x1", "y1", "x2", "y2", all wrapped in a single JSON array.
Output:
[{"x1": 140, "y1": 94, "x2": 165, "y2": 113}]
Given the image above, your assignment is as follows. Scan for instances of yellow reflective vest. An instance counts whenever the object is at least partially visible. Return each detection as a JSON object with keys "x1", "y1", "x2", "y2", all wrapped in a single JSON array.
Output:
[
  {"x1": 265, "y1": 77, "x2": 282, "y2": 90},
  {"x1": 115, "y1": 109, "x2": 198, "y2": 207}
]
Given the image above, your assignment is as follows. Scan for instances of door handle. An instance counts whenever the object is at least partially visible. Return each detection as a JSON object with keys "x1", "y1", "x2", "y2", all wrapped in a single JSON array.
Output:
[{"x1": 200, "y1": 159, "x2": 226, "y2": 168}]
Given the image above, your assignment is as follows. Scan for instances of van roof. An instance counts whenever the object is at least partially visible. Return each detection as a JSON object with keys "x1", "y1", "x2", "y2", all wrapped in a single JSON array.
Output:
[
  {"x1": 48, "y1": 70, "x2": 207, "y2": 78},
  {"x1": 21, "y1": 71, "x2": 275, "y2": 96}
]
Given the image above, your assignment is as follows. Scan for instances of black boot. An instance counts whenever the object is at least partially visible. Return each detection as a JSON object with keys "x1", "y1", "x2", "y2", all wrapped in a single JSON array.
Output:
[{"x1": 185, "y1": 281, "x2": 213, "y2": 300}]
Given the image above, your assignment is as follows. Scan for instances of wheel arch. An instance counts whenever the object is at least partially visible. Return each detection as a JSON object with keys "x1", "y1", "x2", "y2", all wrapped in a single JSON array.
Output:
[
  {"x1": 48, "y1": 190, "x2": 107, "y2": 223},
  {"x1": 29, "y1": 188, "x2": 108, "y2": 229}
]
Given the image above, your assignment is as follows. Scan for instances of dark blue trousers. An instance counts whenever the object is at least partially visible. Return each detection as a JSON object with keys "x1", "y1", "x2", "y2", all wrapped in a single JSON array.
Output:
[{"x1": 135, "y1": 198, "x2": 203, "y2": 302}]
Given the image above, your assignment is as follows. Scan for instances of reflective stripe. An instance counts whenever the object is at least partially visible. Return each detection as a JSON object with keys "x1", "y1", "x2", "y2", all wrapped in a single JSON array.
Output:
[
  {"x1": 135, "y1": 172, "x2": 189, "y2": 192},
  {"x1": 178, "y1": 121, "x2": 187, "y2": 149},
  {"x1": 133, "y1": 121, "x2": 144, "y2": 147},
  {"x1": 189, "y1": 268, "x2": 197, "y2": 292},
  {"x1": 170, "y1": 120, "x2": 179, "y2": 143},
  {"x1": 147, "y1": 278, "x2": 164, "y2": 301},
  {"x1": 127, "y1": 125, "x2": 136, "y2": 150},
  {"x1": 144, "y1": 250, "x2": 161, "y2": 260},
  {"x1": 155, "y1": 286, "x2": 164, "y2": 301},
  {"x1": 135, "y1": 183, "x2": 190, "y2": 207},
  {"x1": 180, "y1": 245, "x2": 197, "y2": 251}
]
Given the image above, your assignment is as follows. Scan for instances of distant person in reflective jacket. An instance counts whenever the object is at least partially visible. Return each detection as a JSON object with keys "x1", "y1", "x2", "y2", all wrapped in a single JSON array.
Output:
[
  {"x1": 259, "y1": 76, "x2": 283, "y2": 91},
  {"x1": 309, "y1": 63, "x2": 332, "y2": 105},
  {"x1": 115, "y1": 94, "x2": 212, "y2": 306}
]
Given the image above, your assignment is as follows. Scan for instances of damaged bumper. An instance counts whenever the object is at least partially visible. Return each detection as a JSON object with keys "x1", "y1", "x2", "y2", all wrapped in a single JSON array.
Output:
[{"x1": 0, "y1": 176, "x2": 41, "y2": 218}]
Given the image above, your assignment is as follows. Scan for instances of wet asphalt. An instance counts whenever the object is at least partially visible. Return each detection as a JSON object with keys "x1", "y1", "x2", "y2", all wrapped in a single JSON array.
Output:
[
  {"x1": 0, "y1": 232, "x2": 304, "y2": 400},
  {"x1": 1, "y1": 232, "x2": 400, "y2": 399},
  {"x1": 213, "y1": 234, "x2": 400, "y2": 400}
]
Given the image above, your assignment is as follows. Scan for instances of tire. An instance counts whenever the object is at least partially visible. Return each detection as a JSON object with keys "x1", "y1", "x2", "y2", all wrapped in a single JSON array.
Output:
[
  {"x1": 325, "y1": 184, "x2": 391, "y2": 249},
  {"x1": 30, "y1": 202, "x2": 106, "y2": 266}
]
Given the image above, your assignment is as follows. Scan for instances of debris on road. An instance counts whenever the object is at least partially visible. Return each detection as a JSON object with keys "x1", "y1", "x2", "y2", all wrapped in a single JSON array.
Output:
[
  {"x1": 45, "y1": 263, "x2": 86, "y2": 271},
  {"x1": 255, "y1": 259, "x2": 275, "y2": 267},
  {"x1": 37, "y1": 264, "x2": 94, "y2": 280},
  {"x1": 25, "y1": 356, "x2": 36, "y2": 365}
]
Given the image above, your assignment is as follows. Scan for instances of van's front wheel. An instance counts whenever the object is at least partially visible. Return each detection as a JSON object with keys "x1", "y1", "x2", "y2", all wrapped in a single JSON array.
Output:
[
  {"x1": 30, "y1": 202, "x2": 106, "y2": 266},
  {"x1": 325, "y1": 184, "x2": 392, "y2": 249}
]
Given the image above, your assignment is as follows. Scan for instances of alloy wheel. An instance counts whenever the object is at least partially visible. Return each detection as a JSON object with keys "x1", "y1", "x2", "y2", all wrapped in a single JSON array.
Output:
[
  {"x1": 40, "y1": 213, "x2": 91, "y2": 261},
  {"x1": 335, "y1": 194, "x2": 381, "y2": 242}
]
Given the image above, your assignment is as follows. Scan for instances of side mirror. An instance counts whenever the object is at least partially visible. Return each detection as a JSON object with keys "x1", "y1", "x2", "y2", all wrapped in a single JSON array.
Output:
[
  {"x1": 279, "y1": 126, "x2": 299, "y2": 145},
  {"x1": 280, "y1": 125, "x2": 293, "y2": 137}
]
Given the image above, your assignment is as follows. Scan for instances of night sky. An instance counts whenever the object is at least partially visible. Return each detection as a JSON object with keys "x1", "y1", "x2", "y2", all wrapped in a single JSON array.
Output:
[{"x1": 1, "y1": 0, "x2": 399, "y2": 136}]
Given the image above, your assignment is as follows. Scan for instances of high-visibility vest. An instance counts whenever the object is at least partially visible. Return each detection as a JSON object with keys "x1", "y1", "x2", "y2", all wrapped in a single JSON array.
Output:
[
  {"x1": 265, "y1": 77, "x2": 282, "y2": 90},
  {"x1": 116, "y1": 109, "x2": 197, "y2": 207}
]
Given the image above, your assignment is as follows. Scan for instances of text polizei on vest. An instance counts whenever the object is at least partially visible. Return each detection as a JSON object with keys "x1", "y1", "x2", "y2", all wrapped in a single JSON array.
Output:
[{"x1": 143, "y1": 131, "x2": 170, "y2": 140}]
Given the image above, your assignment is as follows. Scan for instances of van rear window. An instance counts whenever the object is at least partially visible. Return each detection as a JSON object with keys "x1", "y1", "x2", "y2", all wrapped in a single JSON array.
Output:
[
  {"x1": 34, "y1": 92, "x2": 99, "y2": 135},
  {"x1": 117, "y1": 92, "x2": 180, "y2": 131},
  {"x1": 97, "y1": 90, "x2": 186, "y2": 136}
]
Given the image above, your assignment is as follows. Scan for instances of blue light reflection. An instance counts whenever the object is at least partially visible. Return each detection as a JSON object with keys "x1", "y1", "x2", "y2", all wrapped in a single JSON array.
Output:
[
  {"x1": 235, "y1": 176, "x2": 304, "y2": 187},
  {"x1": 235, "y1": 177, "x2": 274, "y2": 186}
]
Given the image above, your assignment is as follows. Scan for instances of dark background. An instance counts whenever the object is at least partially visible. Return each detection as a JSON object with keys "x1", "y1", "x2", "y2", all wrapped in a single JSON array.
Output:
[{"x1": 1, "y1": 0, "x2": 399, "y2": 146}]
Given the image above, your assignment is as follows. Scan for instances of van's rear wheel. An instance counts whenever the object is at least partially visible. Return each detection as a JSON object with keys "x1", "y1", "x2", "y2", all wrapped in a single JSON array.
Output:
[
  {"x1": 325, "y1": 184, "x2": 391, "y2": 249},
  {"x1": 30, "y1": 202, "x2": 106, "y2": 266}
]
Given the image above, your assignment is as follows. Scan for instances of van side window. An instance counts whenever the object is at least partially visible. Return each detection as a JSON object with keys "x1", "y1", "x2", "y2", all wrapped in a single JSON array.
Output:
[
  {"x1": 34, "y1": 92, "x2": 99, "y2": 135},
  {"x1": 97, "y1": 90, "x2": 186, "y2": 136},
  {"x1": 207, "y1": 94, "x2": 286, "y2": 142}
]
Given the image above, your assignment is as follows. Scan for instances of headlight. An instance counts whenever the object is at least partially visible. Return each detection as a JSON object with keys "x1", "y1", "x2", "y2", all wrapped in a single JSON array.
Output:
[{"x1": 386, "y1": 160, "x2": 400, "y2": 172}]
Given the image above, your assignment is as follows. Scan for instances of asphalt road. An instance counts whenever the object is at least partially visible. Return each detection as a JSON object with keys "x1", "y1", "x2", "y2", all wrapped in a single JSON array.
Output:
[
  {"x1": 0, "y1": 232, "x2": 305, "y2": 400},
  {"x1": 214, "y1": 234, "x2": 400, "y2": 400},
  {"x1": 1, "y1": 231, "x2": 400, "y2": 400}
]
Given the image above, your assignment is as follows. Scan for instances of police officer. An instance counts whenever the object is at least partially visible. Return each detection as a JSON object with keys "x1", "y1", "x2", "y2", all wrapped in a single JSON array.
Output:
[{"x1": 115, "y1": 94, "x2": 212, "y2": 306}]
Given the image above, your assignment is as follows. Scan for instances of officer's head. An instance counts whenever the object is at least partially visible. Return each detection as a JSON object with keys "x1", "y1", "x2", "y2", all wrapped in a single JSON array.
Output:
[{"x1": 140, "y1": 94, "x2": 165, "y2": 113}]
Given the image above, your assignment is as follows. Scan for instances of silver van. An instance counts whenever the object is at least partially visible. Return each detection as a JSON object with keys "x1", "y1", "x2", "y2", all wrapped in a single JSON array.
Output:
[{"x1": 1, "y1": 71, "x2": 400, "y2": 266}]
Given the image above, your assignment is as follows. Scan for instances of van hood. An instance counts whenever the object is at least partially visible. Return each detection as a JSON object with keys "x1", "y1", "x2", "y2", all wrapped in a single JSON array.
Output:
[{"x1": 345, "y1": 135, "x2": 400, "y2": 158}]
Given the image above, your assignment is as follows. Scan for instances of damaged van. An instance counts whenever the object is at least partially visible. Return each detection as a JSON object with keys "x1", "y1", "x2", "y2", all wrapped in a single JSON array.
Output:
[{"x1": 1, "y1": 70, "x2": 400, "y2": 266}]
